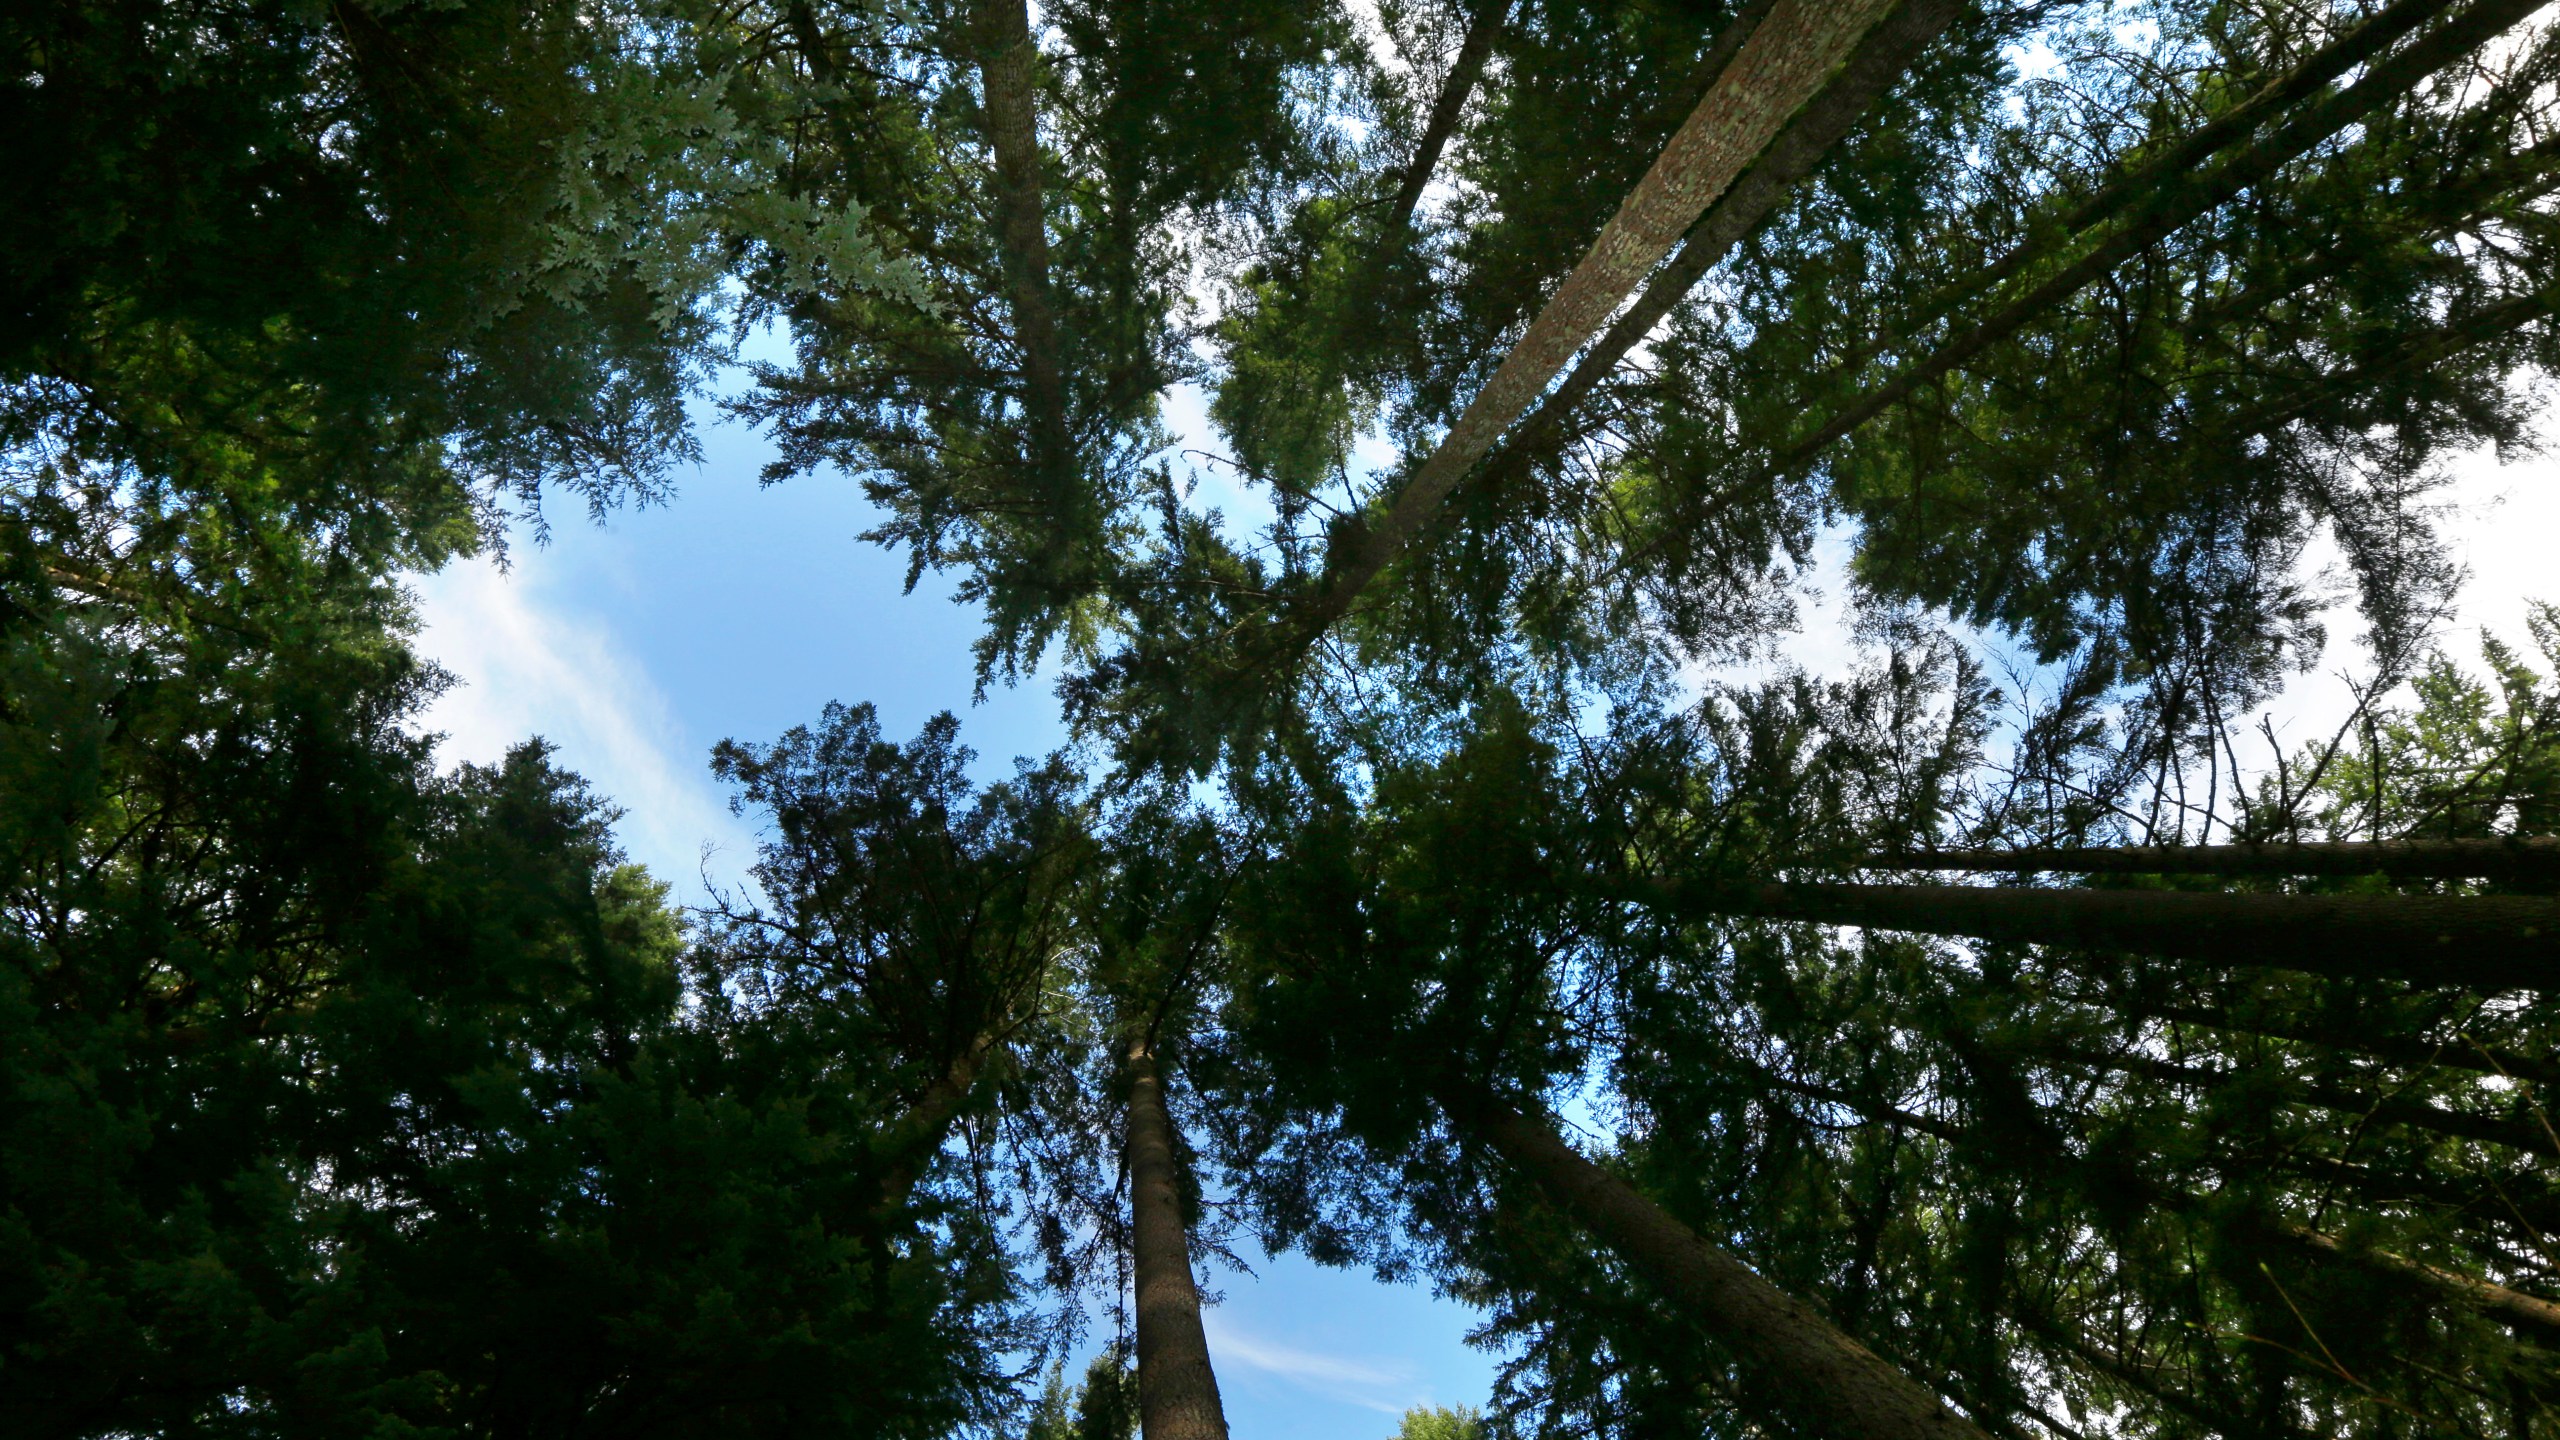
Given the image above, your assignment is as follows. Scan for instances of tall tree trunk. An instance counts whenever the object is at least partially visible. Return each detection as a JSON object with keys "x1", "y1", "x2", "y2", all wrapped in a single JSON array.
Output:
[
  {"x1": 2277, "y1": 1222, "x2": 2560, "y2": 1338},
  {"x1": 2032, "y1": 1044, "x2": 2560, "y2": 1160},
  {"x1": 1826, "y1": 0, "x2": 2461, "y2": 389},
  {"x1": 1479, "y1": 0, "x2": 1963, "y2": 493},
  {"x1": 1300, "y1": 0, "x2": 1926, "y2": 632},
  {"x1": 1441, "y1": 1083, "x2": 1995, "y2": 1440},
  {"x1": 1381, "y1": 0, "x2": 1513, "y2": 236},
  {"x1": 1636, "y1": 876, "x2": 2560, "y2": 992},
  {"x1": 1127, "y1": 1043, "x2": 1230, "y2": 1440},
  {"x1": 972, "y1": 0, "x2": 1070, "y2": 483},
  {"x1": 1867, "y1": 837, "x2": 2560, "y2": 887},
  {"x1": 1751, "y1": 1067, "x2": 2560, "y2": 1340},
  {"x1": 1745, "y1": 0, "x2": 2543, "y2": 490},
  {"x1": 2137, "y1": 999, "x2": 2560, "y2": 1088}
]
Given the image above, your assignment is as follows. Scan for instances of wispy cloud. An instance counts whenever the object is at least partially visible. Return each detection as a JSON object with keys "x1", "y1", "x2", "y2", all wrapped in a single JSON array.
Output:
[
  {"x1": 1202, "y1": 1313, "x2": 1423, "y2": 1416},
  {"x1": 406, "y1": 555, "x2": 755, "y2": 903}
]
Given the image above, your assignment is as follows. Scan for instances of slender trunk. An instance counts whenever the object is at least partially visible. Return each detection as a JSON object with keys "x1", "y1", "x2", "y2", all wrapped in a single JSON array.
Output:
[
  {"x1": 2275, "y1": 1152, "x2": 2560, "y2": 1239},
  {"x1": 1637, "y1": 876, "x2": 2560, "y2": 992},
  {"x1": 2278, "y1": 1222, "x2": 2560, "y2": 1337},
  {"x1": 1301, "y1": 0, "x2": 1919, "y2": 631},
  {"x1": 2036, "y1": 1045, "x2": 2560, "y2": 1160},
  {"x1": 1126, "y1": 1044, "x2": 1229, "y2": 1440},
  {"x1": 1748, "y1": 0, "x2": 2545, "y2": 489},
  {"x1": 971, "y1": 0, "x2": 1069, "y2": 482},
  {"x1": 1481, "y1": 0, "x2": 1963, "y2": 491},
  {"x1": 1758, "y1": 1069, "x2": 2560, "y2": 1339},
  {"x1": 1381, "y1": 0, "x2": 1512, "y2": 236},
  {"x1": 2139, "y1": 999, "x2": 2560, "y2": 1089},
  {"x1": 1868, "y1": 836, "x2": 2560, "y2": 887},
  {"x1": 2222, "y1": 282, "x2": 2560, "y2": 438},
  {"x1": 1829, "y1": 0, "x2": 2460, "y2": 390},
  {"x1": 1441, "y1": 1083, "x2": 1994, "y2": 1440}
]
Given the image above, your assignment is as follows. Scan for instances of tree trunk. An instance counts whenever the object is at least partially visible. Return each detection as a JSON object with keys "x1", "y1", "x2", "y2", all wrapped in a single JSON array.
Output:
[
  {"x1": 1753, "y1": 1068, "x2": 2560, "y2": 1340},
  {"x1": 1637, "y1": 876, "x2": 2560, "y2": 992},
  {"x1": 1481, "y1": 0, "x2": 1963, "y2": 492},
  {"x1": 1868, "y1": 837, "x2": 2560, "y2": 887},
  {"x1": 873, "y1": 1034, "x2": 998, "y2": 1211},
  {"x1": 1825, "y1": 0, "x2": 2460, "y2": 390},
  {"x1": 1302, "y1": 0, "x2": 1919, "y2": 631},
  {"x1": 2277, "y1": 1222, "x2": 2560, "y2": 1339},
  {"x1": 1749, "y1": 0, "x2": 2544, "y2": 488},
  {"x1": 2034, "y1": 1045, "x2": 2560, "y2": 1161},
  {"x1": 1127, "y1": 1044, "x2": 1230, "y2": 1440},
  {"x1": 2139, "y1": 999, "x2": 2560, "y2": 1088},
  {"x1": 971, "y1": 0, "x2": 1069, "y2": 481},
  {"x1": 1381, "y1": 0, "x2": 1512, "y2": 236},
  {"x1": 1442, "y1": 1083, "x2": 1995, "y2": 1440}
]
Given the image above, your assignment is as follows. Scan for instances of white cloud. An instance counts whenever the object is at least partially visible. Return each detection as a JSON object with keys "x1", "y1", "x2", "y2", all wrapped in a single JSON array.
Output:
[
  {"x1": 405, "y1": 554, "x2": 756, "y2": 904},
  {"x1": 1202, "y1": 1313, "x2": 1423, "y2": 1416}
]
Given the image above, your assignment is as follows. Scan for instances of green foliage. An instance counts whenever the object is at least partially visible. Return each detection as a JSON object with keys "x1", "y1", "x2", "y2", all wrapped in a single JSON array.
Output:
[
  {"x1": 1020, "y1": 1346, "x2": 1139, "y2": 1440},
  {"x1": 3, "y1": 0, "x2": 743, "y2": 564},
  {"x1": 2308, "y1": 602, "x2": 2560, "y2": 841},
  {"x1": 1390, "y1": 1403, "x2": 1486, "y2": 1440}
]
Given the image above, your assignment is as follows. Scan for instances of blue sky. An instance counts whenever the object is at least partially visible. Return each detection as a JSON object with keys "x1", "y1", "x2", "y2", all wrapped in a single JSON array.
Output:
[
  {"x1": 407, "y1": 355, "x2": 2553, "y2": 1438},
  {"x1": 407, "y1": 392, "x2": 1504, "y2": 1439}
]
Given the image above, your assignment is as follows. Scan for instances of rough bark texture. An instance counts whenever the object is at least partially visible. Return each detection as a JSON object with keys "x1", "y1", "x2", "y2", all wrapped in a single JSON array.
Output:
[
  {"x1": 1447, "y1": 1085, "x2": 1995, "y2": 1440},
  {"x1": 1869, "y1": 837, "x2": 2560, "y2": 886},
  {"x1": 1492, "y1": 0, "x2": 1964, "y2": 477},
  {"x1": 1304, "y1": 0, "x2": 1911, "y2": 627},
  {"x1": 1383, "y1": 0, "x2": 1512, "y2": 235},
  {"x1": 1127, "y1": 1045, "x2": 1230, "y2": 1440},
  {"x1": 972, "y1": 0, "x2": 1069, "y2": 476},
  {"x1": 1641, "y1": 877, "x2": 2560, "y2": 992},
  {"x1": 1754, "y1": 0, "x2": 2545, "y2": 485}
]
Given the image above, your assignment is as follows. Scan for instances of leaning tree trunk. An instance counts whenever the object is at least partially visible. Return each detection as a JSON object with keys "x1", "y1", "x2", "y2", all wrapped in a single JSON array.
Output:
[
  {"x1": 1866, "y1": 837, "x2": 2560, "y2": 887},
  {"x1": 1299, "y1": 0, "x2": 1927, "y2": 633},
  {"x1": 1441, "y1": 1083, "x2": 1994, "y2": 1440},
  {"x1": 1636, "y1": 876, "x2": 2560, "y2": 992},
  {"x1": 2137, "y1": 999, "x2": 2560, "y2": 1088},
  {"x1": 1752, "y1": 1067, "x2": 2560, "y2": 1341},
  {"x1": 2029, "y1": 1043, "x2": 2560, "y2": 1160},
  {"x1": 1479, "y1": 0, "x2": 1963, "y2": 492},
  {"x1": 1126, "y1": 1044, "x2": 1230, "y2": 1440},
  {"x1": 1380, "y1": 0, "x2": 1513, "y2": 236},
  {"x1": 1747, "y1": 0, "x2": 2544, "y2": 488}
]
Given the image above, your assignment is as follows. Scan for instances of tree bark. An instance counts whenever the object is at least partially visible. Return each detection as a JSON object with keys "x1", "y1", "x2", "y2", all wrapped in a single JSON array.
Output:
[
  {"x1": 1637, "y1": 876, "x2": 2560, "y2": 992},
  {"x1": 873, "y1": 1034, "x2": 999, "y2": 1211},
  {"x1": 1747, "y1": 0, "x2": 2546, "y2": 489},
  {"x1": 2278, "y1": 1222, "x2": 2560, "y2": 1338},
  {"x1": 2138, "y1": 999, "x2": 2560, "y2": 1088},
  {"x1": 971, "y1": 0, "x2": 1070, "y2": 481},
  {"x1": 1300, "y1": 0, "x2": 1920, "y2": 632},
  {"x1": 1756, "y1": 1070, "x2": 2560, "y2": 1341},
  {"x1": 1833, "y1": 0, "x2": 2461, "y2": 383},
  {"x1": 1442, "y1": 1083, "x2": 1995, "y2": 1440},
  {"x1": 2036, "y1": 1045, "x2": 2560, "y2": 1161},
  {"x1": 1381, "y1": 0, "x2": 1512, "y2": 236},
  {"x1": 1868, "y1": 837, "x2": 2560, "y2": 887},
  {"x1": 1480, "y1": 0, "x2": 1964, "y2": 493},
  {"x1": 1127, "y1": 1044, "x2": 1230, "y2": 1440}
]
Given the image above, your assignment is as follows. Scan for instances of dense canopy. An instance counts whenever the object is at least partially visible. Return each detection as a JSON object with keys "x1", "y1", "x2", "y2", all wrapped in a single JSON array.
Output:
[{"x1": 5, "y1": 0, "x2": 2557, "y2": 1436}]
